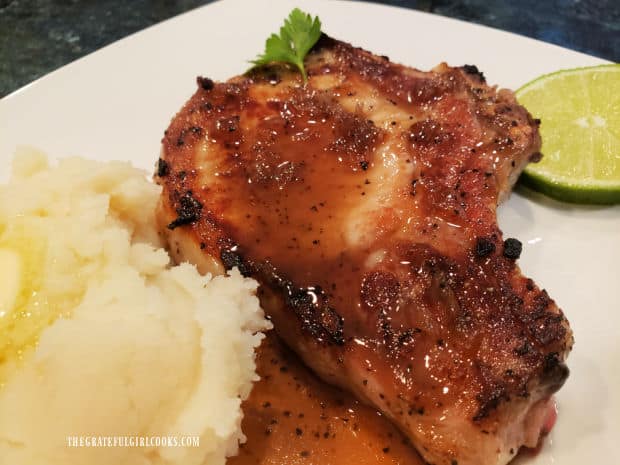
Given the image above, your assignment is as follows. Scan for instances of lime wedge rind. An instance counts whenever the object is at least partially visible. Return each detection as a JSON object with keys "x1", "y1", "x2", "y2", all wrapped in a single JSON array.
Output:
[
  {"x1": 520, "y1": 167, "x2": 620, "y2": 205},
  {"x1": 516, "y1": 64, "x2": 620, "y2": 94}
]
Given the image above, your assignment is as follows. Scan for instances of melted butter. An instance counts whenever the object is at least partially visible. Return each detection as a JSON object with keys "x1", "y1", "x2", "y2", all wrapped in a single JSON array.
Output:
[
  {"x1": 0, "y1": 225, "x2": 84, "y2": 387},
  {"x1": 0, "y1": 228, "x2": 45, "y2": 386},
  {"x1": 0, "y1": 248, "x2": 21, "y2": 317}
]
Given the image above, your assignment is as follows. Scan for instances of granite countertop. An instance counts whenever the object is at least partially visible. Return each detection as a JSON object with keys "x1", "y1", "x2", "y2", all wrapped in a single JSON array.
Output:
[{"x1": 1, "y1": 0, "x2": 618, "y2": 97}]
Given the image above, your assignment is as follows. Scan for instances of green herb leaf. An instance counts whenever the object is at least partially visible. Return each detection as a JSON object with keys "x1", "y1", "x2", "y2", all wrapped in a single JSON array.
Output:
[{"x1": 250, "y1": 8, "x2": 322, "y2": 82}]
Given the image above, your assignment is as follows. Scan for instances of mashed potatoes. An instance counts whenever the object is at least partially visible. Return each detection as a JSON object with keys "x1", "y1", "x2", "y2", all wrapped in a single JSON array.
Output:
[{"x1": 0, "y1": 149, "x2": 270, "y2": 465}]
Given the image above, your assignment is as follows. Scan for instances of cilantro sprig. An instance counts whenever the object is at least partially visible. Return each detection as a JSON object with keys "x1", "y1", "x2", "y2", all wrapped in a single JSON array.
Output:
[{"x1": 250, "y1": 8, "x2": 322, "y2": 83}]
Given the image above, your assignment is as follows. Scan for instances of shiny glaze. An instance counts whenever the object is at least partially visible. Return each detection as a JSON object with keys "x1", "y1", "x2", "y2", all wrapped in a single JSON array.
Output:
[
  {"x1": 230, "y1": 333, "x2": 424, "y2": 465},
  {"x1": 157, "y1": 36, "x2": 572, "y2": 465}
]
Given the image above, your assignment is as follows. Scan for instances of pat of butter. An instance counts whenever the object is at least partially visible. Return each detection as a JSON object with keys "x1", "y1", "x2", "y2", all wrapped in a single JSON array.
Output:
[{"x1": 0, "y1": 248, "x2": 21, "y2": 318}]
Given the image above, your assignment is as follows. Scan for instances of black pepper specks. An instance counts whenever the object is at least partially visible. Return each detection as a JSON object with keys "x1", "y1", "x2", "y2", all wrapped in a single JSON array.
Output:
[
  {"x1": 360, "y1": 160, "x2": 369, "y2": 171},
  {"x1": 543, "y1": 352, "x2": 560, "y2": 373},
  {"x1": 529, "y1": 151, "x2": 543, "y2": 162},
  {"x1": 462, "y1": 64, "x2": 486, "y2": 83},
  {"x1": 514, "y1": 341, "x2": 532, "y2": 356},
  {"x1": 168, "y1": 192, "x2": 203, "y2": 230},
  {"x1": 503, "y1": 238, "x2": 522, "y2": 260},
  {"x1": 220, "y1": 247, "x2": 252, "y2": 276},
  {"x1": 288, "y1": 288, "x2": 345, "y2": 346},
  {"x1": 197, "y1": 76, "x2": 214, "y2": 90},
  {"x1": 475, "y1": 237, "x2": 496, "y2": 257},
  {"x1": 156, "y1": 158, "x2": 169, "y2": 177}
]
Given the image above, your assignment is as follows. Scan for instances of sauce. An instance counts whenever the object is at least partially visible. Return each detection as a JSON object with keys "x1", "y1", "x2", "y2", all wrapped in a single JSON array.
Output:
[{"x1": 229, "y1": 333, "x2": 424, "y2": 465}]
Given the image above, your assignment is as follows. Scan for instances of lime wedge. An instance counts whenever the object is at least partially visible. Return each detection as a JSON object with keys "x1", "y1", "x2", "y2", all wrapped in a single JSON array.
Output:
[{"x1": 516, "y1": 64, "x2": 620, "y2": 204}]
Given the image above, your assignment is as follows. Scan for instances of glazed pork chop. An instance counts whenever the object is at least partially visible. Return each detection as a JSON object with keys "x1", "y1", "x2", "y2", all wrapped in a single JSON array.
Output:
[{"x1": 156, "y1": 36, "x2": 572, "y2": 465}]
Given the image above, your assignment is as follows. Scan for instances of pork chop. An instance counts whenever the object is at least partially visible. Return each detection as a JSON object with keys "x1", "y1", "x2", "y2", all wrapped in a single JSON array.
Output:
[{"x1": 156, "y1": 36, "x2": 573, "y2": 465}]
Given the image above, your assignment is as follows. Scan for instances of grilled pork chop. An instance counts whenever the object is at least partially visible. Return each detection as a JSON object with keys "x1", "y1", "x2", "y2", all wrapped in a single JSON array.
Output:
[{"x1": 156, "y1": 36, "x2": 573, "y2": 465}]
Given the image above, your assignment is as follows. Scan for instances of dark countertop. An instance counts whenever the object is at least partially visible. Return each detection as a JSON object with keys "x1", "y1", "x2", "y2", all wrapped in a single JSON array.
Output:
[{"x1": 1, "y1": 0, "x2": 618, "y2": 97}]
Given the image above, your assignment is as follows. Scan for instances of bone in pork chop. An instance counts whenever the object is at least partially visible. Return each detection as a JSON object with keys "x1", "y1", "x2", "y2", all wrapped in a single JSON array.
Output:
[{"x1": 156, "y1": 35, "x2": 573, "y2": 465}]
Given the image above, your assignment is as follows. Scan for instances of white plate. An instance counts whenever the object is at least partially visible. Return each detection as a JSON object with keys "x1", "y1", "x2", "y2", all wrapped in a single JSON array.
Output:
[{"x1": 1, "y1": 0, "x2": 618, "y2": 463}]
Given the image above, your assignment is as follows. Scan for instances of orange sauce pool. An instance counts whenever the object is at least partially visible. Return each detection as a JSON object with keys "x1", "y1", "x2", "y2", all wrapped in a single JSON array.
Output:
[{"x1": 228, "y1": 333, "x2": 424, "y2": 465}]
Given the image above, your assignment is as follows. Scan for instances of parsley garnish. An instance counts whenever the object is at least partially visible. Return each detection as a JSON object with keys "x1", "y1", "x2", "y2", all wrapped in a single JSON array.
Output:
[{"x1": 250, "y1": 8, "x2": 322, "y2": 83}]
